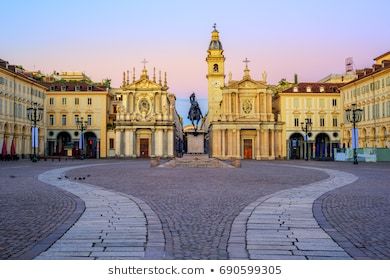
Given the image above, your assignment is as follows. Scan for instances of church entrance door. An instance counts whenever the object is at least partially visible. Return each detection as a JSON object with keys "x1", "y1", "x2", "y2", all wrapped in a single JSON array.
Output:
[
  {"x1": 243, "y1": 139, "x2": 253, "y2": 159},
  {"x1": 140, "y1": 138, "x2": 149, "y2": 158}
]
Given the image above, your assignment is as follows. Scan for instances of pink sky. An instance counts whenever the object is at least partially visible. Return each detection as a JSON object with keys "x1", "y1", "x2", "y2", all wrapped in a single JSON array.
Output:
[{"x1": 1, "y1": 0, "x2": 389, "y2": 98}]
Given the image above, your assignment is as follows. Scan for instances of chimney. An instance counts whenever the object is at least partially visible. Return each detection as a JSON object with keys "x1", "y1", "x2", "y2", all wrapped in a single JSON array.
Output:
[{"x1": 294, "y1": 73, "x2": 298, "y2": 84}]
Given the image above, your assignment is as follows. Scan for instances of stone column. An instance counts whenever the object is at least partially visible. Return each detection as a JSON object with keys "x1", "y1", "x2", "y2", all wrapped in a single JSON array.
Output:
[
  {"x1": 221, "y1": 129, "x2": 225, "y2": 158},
  {"x1": 129, "y1": 129, "x2": 135, "y2": 157},
  {"x1": 261, "y1": 93, "x2": 266, "y2": 120},
  {"x1": 167, "y1": 129, "x2": 174, "y2": 157},
  {"x1": 267, "y1": 93, "x2": 272, "y2": 115},
  {"x1": 256, "y1": 129, "x2": 261, "y2": 160},
  {"x1": 126, "y1": 93, "x2": 130, "y2": 113},
  {"x1": 151, "y1": 129, "x2": 155, "y2": 157},
  {"x1": 235, "y1": 94, "x2": 239, "y2": 117},
  {"x1": 133, "y1": 129, "x2": 137, "y2": 157},
  {"x1": 236, "y1": 129, "x2": 241, "y2": 158},
  {"x1": 163, "y1": 129, "x2": 168, "y2": 157},
  {"x1": 261, "y1": 128, "x2": 269, "y2": 159},
  {"x1": 125, "y1": 130, "x2": 131, "y2": 157},
  {"x1": 115, "y1": 129, "x2": 122, "y2": 157},
  {"x1": 269, "y1": 129, "x2": 275, "y2": 159}
]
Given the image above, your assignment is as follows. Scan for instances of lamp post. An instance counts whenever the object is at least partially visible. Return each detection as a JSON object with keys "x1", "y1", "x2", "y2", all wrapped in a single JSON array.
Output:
[
  {"x1": 346, "y1": 103, "x2": 363, "y2": 164},
  {"x1": 27, "y1": 102, "x2": 44, "y2": 162},
  {"x1": 301, "y1": 118, "x2": 312, "y2": 161},
  {"x1": 76, "y1": 117, "x2": 88, "y2": 159}
]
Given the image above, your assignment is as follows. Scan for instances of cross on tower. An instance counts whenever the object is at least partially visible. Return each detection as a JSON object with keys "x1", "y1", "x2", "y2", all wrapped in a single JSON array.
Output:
[
  {"x1": 243, "y1": 57, "x2": 250, "y2": 68},
  {"x1": 141, "y1": 58, "x2": 148, "y2": 69}
]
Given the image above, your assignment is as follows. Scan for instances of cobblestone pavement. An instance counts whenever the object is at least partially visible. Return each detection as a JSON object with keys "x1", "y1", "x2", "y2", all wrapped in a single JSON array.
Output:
[
  {"x1": 311, "y1": 162, "x2": 390, "y2": 259},
  {"x1": 35, "y1": 165, "x2": 164, "y2": 260},
  {"x1": 265, "y1": 161, "x2": 390, "y2": 260},
  {"x1": 67, "y1": 160, "x2": 328, "y2": 259},
  {"x1": 0, "y1": 160, "x2": 95, "y2": 259},
  {"x1": 2, "y1": 159, "x2": 390, "y2": 260},
  {"x1": 228, "y1": 165, "x2": 357, "y2": 260}
]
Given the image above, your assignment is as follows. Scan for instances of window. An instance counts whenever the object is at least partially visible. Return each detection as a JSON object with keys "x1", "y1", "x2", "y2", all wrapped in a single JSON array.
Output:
[
  {"x1": 62, "y1": 97, "x2": 67, "y2": 105},
  {"x1": 75, "y1": 85, "x2": 80, "y2": 91},
  {"x1": 87, "y1": 115, "x2": 92, "y2": 125},
  {"x1": 294, "y1": 118, "x2": 299, "y2": 127},
  {"x1": 74, "y1": 114, "x2": 79, "y2": 125},
  {"x1": 50, "y1": 86, "x2": 55, "y2": 91},
  {"x1": 109, "y1": 138, "x2": 115, "y2": 149},
  {"x1": 320, "y1": 117, "x2": 325, "y2": 127},
  {"x1": 306, "y1": 98, "x2": 312, "y2": 108},
  {"x1": 293, "y1": 98, "x2": 299, "y2": 108},
  {"x1": 383, "y1": 103, "x2": 385, "y2": 117},
  {"x1": 62, "y1": 115, "x2": 67, "y2": 126},
  {"x1": 332, "y1": 99, "x2": 337, "y2": 107},
  {"x1": 49, "y1": 97, "x2": 54, "y2": 105},
  {"x1": 75, "y1": 98, "x2": 79, "y2": 105},
  {"x1": 333, "y1": 117, "x2": 338, "y2": 127},
  {"x1": 50, "y1": 114, "x2": 54, "y2": 126},
  {"x1": 87, "y1": 98, "x2": 92, "y2": 105},
  {"x1": 61, "y1": 85, "x2": 66, "y2": 91},
  {"x1": 319, "y1": 99, "x2": 325, "y2": 108},
  {"x1": 387, "y1": 101, "x2": 390, "y2": 117},
  {"x1": 213, "y1": 64, "x2": 219, "y2": 72},
  {"x1": 87, "y1": 86, "x2": 92, "y2": 91}
]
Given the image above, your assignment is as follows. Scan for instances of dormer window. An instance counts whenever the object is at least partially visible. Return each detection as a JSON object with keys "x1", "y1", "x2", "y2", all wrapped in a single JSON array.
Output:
[
  {"x1": 319, "y1": 86, "x2": 324, "y2": 92},
  {"x1": 87, "y1": 85, "x2": 92, "y2": 91},
  {"x1": 75, "y1": 85, "x2": 80, "y2": 91},
  {"x1": 293, "y1": 87, "x2": 298, "y2": 92},
  {"x1": 50, "y1": 85, "x2": 55, "y2": 91},
  {"x1": 306, "y1": 86, "x2": 311, "y2": 92},
  {"x1": 61, "y1": 85, "x2": 66, "y2": 91}
]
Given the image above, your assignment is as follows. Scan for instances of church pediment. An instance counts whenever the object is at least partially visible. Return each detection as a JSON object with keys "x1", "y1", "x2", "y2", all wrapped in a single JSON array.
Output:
[
  {"x1": 124, "y1": 79, "x2": 162, "y2": 90},
  {"x1": 239, "y1": 78, "x2": 267, "y2": 89}
]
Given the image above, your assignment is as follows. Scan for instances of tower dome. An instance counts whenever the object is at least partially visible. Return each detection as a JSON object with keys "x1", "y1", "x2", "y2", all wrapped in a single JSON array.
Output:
[{"x1": 208, "y1": 24, "x2": 223, "y2": 50}]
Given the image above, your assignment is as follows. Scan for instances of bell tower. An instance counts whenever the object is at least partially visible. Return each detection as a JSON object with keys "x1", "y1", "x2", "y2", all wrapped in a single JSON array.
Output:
[{"x1": 206, "y1": 24, "x2": 225, "y2": 121}]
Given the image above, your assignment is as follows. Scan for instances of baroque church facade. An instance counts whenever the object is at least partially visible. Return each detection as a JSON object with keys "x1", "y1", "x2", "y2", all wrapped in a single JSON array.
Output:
[
  {"x1": 111, "y1": 66, "x2": 183, "y2": 158},
  {"x1": 206, "y1": 26, "x2": 283, "y2": 159}
]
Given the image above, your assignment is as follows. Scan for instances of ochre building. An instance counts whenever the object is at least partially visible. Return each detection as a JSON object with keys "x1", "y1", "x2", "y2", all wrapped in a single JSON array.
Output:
[
  {"x1": 274, "y1": 83, "x2": 343, "y2": 160},
  {"x1": 206, "y1": 26, "x2": 282, "y2": 160},
  {"x1": 0, "y1": 59, "x2": 47, "y2": 159},
  {"x1": 340, "y1": 51, "x2": 390, "y2": 148},
  {"x1": 44, "y1": 73, "x2": 111, "y2": 158}
]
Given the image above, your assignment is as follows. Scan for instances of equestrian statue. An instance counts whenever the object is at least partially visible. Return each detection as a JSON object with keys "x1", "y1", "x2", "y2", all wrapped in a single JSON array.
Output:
[{"x1": 188, "y1": 92, "x2": 203, "y2": 131}]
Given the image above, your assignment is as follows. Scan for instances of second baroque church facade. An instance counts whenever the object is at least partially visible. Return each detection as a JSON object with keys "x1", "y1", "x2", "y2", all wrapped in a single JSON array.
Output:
[
  {"x1": 112, "y1": 67, "x2": 183, "y2": 158},
  {"x1": 206, "y1": 26, "x2": 283, "y2": 160}
]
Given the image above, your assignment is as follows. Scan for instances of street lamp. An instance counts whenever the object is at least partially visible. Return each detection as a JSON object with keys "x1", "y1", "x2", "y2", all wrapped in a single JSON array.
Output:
[
  {"x1": 27, "y1": 102, "x2": 44, "y2": 162},
  {"x1": 346, "y1": 103, "x2": 363, "y2": 164},
  {"x1": 76, "y1": 117, "x2": 88, "y2": 159},
  {"x1": 301, "y1": 118, "x2": 312, "y2": 161}
]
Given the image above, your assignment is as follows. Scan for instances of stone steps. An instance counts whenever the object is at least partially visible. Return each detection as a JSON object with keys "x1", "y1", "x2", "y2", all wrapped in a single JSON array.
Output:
[{"x1": 159, "y1": 155, "x2": 234, "y2": 168}]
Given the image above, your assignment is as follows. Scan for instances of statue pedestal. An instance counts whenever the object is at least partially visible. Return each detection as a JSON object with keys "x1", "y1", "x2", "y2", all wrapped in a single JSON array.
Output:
[{"x1": 186, "y1": 130, "x2": 206, "y2": 154}]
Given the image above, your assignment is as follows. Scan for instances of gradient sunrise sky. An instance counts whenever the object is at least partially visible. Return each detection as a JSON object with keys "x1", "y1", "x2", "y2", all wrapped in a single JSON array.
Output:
[{"x1": 1, "y1": 0, "x2": 389, "y2": 100}]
